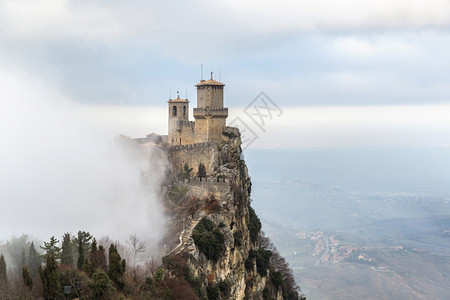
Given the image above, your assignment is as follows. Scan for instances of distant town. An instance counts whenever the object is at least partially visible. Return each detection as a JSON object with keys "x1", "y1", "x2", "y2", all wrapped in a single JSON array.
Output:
[{"x1": 296, "y1": 230, "x2": 404, "y2": 266}]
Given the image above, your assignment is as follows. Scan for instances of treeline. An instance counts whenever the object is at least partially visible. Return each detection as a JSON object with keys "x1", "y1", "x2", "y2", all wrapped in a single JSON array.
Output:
[{"x1": 0, "y1": 232, "x2": 179, "y2": 299}]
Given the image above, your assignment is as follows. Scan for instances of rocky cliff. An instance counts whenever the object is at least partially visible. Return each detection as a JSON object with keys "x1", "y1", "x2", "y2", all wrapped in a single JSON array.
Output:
[{"x1": 162, "y1": 127, "x2": 304, "y2": 300}]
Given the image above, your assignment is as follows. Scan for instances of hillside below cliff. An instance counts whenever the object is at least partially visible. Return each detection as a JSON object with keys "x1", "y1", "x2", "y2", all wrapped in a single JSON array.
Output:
[{"x1": 161, "y1": 127, "x2": 305, "y2": 300}]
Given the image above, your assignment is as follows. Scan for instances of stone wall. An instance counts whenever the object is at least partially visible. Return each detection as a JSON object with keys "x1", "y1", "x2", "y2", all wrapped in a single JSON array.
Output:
[
  {"x1": 194, "y1": 117, "x2": 226, "y2": 144},
  {"x1": 169, "y1": 120, "x2": 196, "y2": 146},
  {"x1": 168, "y1": 177, "x2": 229, "y2": 201},
  {"x1": 168, "y1": 142, "x2": 219, "y2": 175}
]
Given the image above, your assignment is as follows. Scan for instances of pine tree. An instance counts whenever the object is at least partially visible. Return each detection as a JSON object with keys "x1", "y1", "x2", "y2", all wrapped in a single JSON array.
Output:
[
  {"x1": 40, "y1": 236, "x2": 61, "y2": 259},
  {"x1": 76, "y1": 231, "x2": 92, "y2": 270},
  {"x1": 21, "y1": 248, "x2": 26, "y2": 269},
  {"x1": 28, "y1": 242, "x2": 40, "y2": 277},
  {"x1": 97, "y1": 245, "x2": 107, "y2": 271},
  {"x1": 197, "y1": 163, "x2": 207, "y2": 180},
  {"x1": 0, "y1": 254, "x2": 7, "y2": 287},
  {"x1": 89, "y1": 269, "x2": 115, "y2": 299},
  {"x1": 83, "y1": 238, "x2": 99, "y2": 277},
  {"x1": 84, "y1": 238, "x2": 99, "y2": 277},
  {"x1": 22, "y1": 265, "x2": 33, "y2": 289},
  {"x1": 40, "y1": 255, "x2": 60, "y2": 299},
  {"x1": 60, "y1": 233, "x2": 73, "y2": 266},
  {"x1": 107, "y1": 244, "x2": 126, "y2": 290},
  {"x1": 183, "y1": 163, "x2": 193, "y2": 178}
]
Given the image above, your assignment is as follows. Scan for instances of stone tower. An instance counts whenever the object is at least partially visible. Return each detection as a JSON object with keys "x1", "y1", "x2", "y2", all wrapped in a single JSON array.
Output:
[
  {"x1": 167, "y1": 75, "x2": 228, "y2": 147},
  {"x1": 168, "y1": 94, "x2": 193, "y2": 146},
  {"x1": 193, "y1": 75, "x2": 228, "y2": 143}
]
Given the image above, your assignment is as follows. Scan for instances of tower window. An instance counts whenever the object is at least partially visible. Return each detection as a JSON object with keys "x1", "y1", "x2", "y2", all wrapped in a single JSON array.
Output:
[
  {"x1": 172, "y1": 106, "x2": 177, "y2": 116},
  {"x1": 183, "y1": 105, "x2": 186, "y2": 116}
]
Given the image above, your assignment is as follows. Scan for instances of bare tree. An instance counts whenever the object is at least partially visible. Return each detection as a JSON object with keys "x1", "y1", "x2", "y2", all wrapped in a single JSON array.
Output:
[
  {"x1": 144, "y1": 256, "x2": 160, "y2": 277},
  {"x1": 126, "y1": 234, "x2": 146, "y2": 268}
]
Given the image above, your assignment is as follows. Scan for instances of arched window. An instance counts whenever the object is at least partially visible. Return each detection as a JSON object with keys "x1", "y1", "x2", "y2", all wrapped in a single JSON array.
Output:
[
  {"x1": 183, "y1": 105, "x2": 186, "y2": 116},
  {"x1": 172, "y1": 106, "x2": 177, "y2": 116}
]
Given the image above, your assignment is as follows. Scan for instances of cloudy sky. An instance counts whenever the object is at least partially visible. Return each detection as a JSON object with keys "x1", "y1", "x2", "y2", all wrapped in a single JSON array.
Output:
[
  {"x1": 1, "y1": 0, "x2": 450, "y2": 242},
  {"x1": 1, "y1": 0, "x2": 450, "y2": 147}
]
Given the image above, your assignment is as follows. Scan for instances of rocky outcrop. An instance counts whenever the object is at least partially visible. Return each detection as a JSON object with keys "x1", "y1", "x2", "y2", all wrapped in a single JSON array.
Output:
[{"x1": 163, "y1": 127, "x2": 303, "y2": 300}]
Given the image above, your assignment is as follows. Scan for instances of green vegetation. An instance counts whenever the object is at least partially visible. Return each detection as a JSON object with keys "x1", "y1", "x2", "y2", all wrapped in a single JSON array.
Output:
[
  {"x1": 169, "y1": 184, "x2": 189, "y2": 202},
  {"x1": 108, "y1": 244, "x2": 126, "y2": 290},
  {"x1": 234, "y1": 232, "x2": 242, "y2": 247},
  {"x1": 223, "y1": 130, "x2": 237, "y2": 139},
  {"x1": 197, "y1": 163, "x2": 207, "y2": 180},
  {"x1": 40, "y1": 236, "x2": 61, "y2": 259},
  {"x1": 178, "y1": 163, "x2": 193, "y2": 180},
  {"x1": 89, "y1": 269, "x2": 115, "y2": 299},
  {"x1": 76, "y1": 231, "x2": 93, "y2": 270},
  {"x1": 28, "y1": 242, "x2": 40, "y2": 277},
  {"x1": 22, "y1": 265, "x2": 33, "y2": 289},
  {"x1": 61, "y1": 233, "x2": 73, "y2": 266},
  {"x1": 218, "y1": 280, "x2": 231, "y2": 298},
  {"x1": 248, "y1": 206, "x2": 262, "y2": 244},
  {"x1": 245, "y1": 248, "x2": 272, "y2": 277},
  {"x1": 192, "y1": 217, "x2": 225, "y2": 261},
  {"x1": 40, "y1": 254, "x2": 60, "y2": 299},
  {"x1": 0, "y1": 254, "x2": 7, "y2": 288},
  {"x1": 206, "y1": 284, "x2": 220, "y2": 300}
]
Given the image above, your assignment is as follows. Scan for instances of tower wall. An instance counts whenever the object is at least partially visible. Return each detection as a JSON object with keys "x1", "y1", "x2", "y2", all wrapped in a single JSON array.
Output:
[
  {"x1": 168, "y1": 78, "x2": 228, "y2": 147},
  {"x1": 168, "y1": 98, "x2": 190, "y2": 146},
  {"x1": 194, "y1": 113, "x2": 227, "y2": 144},
  {"x1": 197, "y1": 85, "x2": 224, "y2": 108}
]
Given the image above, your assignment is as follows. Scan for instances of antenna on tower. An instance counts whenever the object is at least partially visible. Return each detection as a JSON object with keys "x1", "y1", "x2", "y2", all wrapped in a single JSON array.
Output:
[
  {"x1": 219, "y1": 70, "x2": 221, "y2": 82},
  {"x1": 185, "y1": 87, "x2": 187, "y2": 99},
  {"x1": 169, "y1": 86, "x2": 172, "y2": 99},
  {"x1": 201, "y1": 64, "x2": 203, "y2": 81}
]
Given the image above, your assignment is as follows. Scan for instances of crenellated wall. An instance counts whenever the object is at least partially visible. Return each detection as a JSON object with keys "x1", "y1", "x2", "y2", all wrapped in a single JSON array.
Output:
[{"x1": 168, "y1": 142, "x2": 220, "y2": 175}]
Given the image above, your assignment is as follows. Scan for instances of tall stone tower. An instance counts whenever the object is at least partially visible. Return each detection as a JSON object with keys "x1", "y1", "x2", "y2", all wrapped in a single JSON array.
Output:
[
  {"x1": 193, "y1": 74, "x2": 228, "y2": 143},
  {"x1": 168, "y1": 94, "x2": 192, "y2": 146}
]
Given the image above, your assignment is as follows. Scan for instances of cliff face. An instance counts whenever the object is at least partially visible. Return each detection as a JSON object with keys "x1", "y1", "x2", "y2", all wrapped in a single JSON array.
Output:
[{"x1": 163, "y1": 127, "x2": 303, "y2": 300}]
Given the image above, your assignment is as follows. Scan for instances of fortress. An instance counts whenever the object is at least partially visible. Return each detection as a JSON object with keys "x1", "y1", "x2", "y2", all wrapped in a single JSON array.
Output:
[
  {"x1": 167, "y1": 74, "x2": 228, "y2": 146},
  {"x1": 125, "y1": 74, "x2": 235, "y2": 178},
  {"x1": 166, "y1": 74, "x2": 230, "y2": 176}
]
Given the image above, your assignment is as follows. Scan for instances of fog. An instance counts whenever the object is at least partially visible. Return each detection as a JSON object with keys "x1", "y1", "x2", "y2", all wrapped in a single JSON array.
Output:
[{"x1": 0, "y1": 63, "x2": 168, "y2": 250}]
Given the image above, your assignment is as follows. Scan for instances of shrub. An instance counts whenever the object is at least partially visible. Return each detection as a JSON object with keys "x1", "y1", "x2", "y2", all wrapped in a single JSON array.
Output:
[
  {"x1": 218, "y1": 280, "x2": 231, "y2": 298},
  {"x1": 192, "y1": 218, "x2": 225, "y2": 261},
  {"x1": 223, "y1": 130, "x2": 236, "y2": 139},
  {"x1": 206, "y1": 284, "x2": 220, "y2": 300},
  {"x1": 271, "y1": 271, "x2": 283, "y2": 288},
  {"x1": 245, "y1": 248, "x2": 272, "y2": 277},
  {"x1": 248, "y1": 206, "x2": 262, "y2": 244},
  {"x1": 234, "y1": 232, "x2": 242, "y2": 247},
  {"x1": 169, "y1": 185, "x2": 189, "y2": 202},
  {"x1": 90, "y1": 269, "x2": 115, "y2": 299},
  {"x1": 205, "y1": 195, "x2": 221, "y2": 214}
]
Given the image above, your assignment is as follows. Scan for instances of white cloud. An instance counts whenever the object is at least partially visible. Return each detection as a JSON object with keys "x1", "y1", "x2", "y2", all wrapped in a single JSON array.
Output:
[
  {"x1": 0, "y1": 58, "x2": 169, "y2": 246},
  {"x1": 2, "y1": 0, "x2": 449, "y2": 46},
  {"x1": 230, "y1": 105, "x2": 450, "y2": 148}
]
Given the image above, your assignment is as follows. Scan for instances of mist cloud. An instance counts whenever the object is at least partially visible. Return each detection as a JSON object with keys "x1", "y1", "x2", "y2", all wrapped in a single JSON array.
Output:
[{"x1": 0, "y1": 59, "x2": 168, "y2": 249}]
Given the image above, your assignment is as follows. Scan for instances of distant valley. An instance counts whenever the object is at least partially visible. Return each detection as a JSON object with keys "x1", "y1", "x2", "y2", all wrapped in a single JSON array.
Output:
[{"x1": 246, "y1": 147, "x2": 450, "y2": 299}]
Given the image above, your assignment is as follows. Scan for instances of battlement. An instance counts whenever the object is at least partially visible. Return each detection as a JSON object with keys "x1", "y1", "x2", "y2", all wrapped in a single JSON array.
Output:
[
  {"x1": 169, "y1": 176, "x2": 229, "y2": 187},
  {"x1": 167, "y1": 177, "x2": 230, "y2": 201},
  {"x1": 168, "y1": 142, "x2": 216, "y2": 152},
  {"x1": 193, "y1": 107, "x2": 228, "y2": 119},
  {"x1": 176, "y1": 120, "x2": 195, "y2": 129}
]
